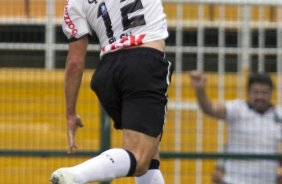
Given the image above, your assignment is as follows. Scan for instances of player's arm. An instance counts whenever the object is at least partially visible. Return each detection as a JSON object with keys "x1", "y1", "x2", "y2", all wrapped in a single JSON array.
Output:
[
  {"x1": 65, "y1": 36, "x2": 88, "y2": 117},
  {"x1": 65, "y1": 36, "x2": 88, "y2": 153},
  {"x1": 189, "y1": 70, "x2": 226, "y2": 119}
]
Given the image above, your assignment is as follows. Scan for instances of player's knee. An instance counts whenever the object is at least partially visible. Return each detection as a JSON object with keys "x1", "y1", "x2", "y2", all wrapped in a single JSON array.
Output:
[
  {"x1": 134, "y1": 160, "x2": 149, "y2": 176},
  {"x1": 135, "y1": 159, "x2": 160, "y2": 176},
  {"x1": 125, "y1": 149, "x2": 152, "y2": 176},
  {"x1": 123, "y1": 149, "x2": 150, "y2": 176}
]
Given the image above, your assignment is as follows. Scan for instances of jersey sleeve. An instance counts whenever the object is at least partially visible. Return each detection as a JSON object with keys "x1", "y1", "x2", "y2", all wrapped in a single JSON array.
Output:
[{"x1": 62, "y1": 0, "x2": 91, "y2": 41}]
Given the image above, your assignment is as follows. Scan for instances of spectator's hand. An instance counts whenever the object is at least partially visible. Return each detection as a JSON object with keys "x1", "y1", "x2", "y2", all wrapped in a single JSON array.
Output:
[
  {"x1": 66, "y1": 114, "x2": 84, "y2": 154},
  {"x1": 211, "y1": 166, "x2": 225, "y2": 184},
  {"x1": 188, "y1": 70, "x2": 208, "y2": 90},
  {"x1": 277, "y1": 166, "x2": 282, "y2": 184}
]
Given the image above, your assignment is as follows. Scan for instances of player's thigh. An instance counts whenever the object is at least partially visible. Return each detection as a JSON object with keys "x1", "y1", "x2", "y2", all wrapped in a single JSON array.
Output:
[
  {"x1": 90, "y1": 58, "x2": 122, "y2": 128},
  {"x1": 120, "y1": 48, "x2": 173, "y2": 137}
]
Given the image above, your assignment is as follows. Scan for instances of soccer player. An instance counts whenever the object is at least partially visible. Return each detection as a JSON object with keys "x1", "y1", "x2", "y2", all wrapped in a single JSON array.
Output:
[
  {"x1": 50, "y1": 0, "x2": 172, "y2": 183},
  {"x1": 189, "y1": 71, "x2": 282, "y2": 184}
]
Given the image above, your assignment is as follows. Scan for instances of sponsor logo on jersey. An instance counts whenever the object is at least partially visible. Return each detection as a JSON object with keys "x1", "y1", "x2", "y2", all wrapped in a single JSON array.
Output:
[
  {"x1": 64, "y1": 0, "x2": 78, "y2": 38},
  {"x1": 101, "y1": 34, "x2": 145, "y2": 55}
]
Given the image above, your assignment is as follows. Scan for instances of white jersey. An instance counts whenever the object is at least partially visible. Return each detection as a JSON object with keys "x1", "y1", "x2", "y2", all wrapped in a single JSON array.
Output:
[
  {"x1": 223, "y1": 99, "x2": 282, "y2": 184},
  {"x1": 62, "y1": 0, "x2": 168, "y2": 56}
]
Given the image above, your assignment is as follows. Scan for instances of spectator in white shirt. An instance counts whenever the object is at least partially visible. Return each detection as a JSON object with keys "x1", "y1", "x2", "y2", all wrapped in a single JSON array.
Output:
[{"x1": 189, "y1": 71, "x2": 282, "y2": 184}]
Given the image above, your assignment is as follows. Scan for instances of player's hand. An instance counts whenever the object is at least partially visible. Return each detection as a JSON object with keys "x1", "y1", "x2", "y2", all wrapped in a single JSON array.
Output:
[
  {"x1": 188, "y1": 70, "x2": 208, "y2": 90},
  {"x1": 66, "y1": 114, "x2": 84, "y2": 154}
]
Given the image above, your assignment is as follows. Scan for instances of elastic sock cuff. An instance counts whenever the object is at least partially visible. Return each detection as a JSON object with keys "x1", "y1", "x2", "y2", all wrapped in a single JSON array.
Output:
[
  {"x1": 149, "y1": 159, "x2": 160, "y2": 170},
  {"x1": 125, "y1": 150, "x2": 137, "y2": 176}
]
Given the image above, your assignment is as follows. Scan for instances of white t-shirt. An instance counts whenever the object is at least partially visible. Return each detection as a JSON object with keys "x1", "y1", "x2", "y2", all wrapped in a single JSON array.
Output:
[
  {"x1": 62, "y1": 0, "x2": 168, "y2": 56},
  {"x1": 223, "y1": 99, "x2": 282, "y2": 184}
]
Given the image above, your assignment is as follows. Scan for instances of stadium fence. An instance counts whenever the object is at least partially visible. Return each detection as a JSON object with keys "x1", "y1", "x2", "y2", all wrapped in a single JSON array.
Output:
[{"x1": 0, "y1": 0, "x2": 282, "y2": 183}]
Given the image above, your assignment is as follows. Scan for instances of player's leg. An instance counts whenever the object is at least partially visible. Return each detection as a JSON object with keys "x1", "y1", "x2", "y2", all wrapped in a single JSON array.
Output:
[
  {"x1": 51, "y1": 147, "x2": 137, "y2": 183},
  {"x1": 50, "y1": 48, "x2": 172, "y2": 184},
  {"x1": 51, "y1": 52, "x2": 135, "y2": 183},
  {"x1": 119, "y1": 47, "x2": 171, "y2": 183},
  {"x1": 50, "y1": 130, "x2": 161, "y2": 184},
  {"x1": 122, "y1": 129, "x2": 161, "y2": 176},
  {"x1": 135, "y1": 146, "x2": 165, "y2": 184}
]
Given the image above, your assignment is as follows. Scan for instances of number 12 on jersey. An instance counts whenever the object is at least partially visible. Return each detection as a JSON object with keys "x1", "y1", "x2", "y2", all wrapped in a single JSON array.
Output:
[{"x1": 97, "y1": 0, "x2": 146, "y2": 44}]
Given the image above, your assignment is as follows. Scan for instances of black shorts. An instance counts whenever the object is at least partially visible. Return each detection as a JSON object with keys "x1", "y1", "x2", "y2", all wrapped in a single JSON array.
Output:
[{"x1": 90, "y1": 47, "x2": 173, "y2": 137}]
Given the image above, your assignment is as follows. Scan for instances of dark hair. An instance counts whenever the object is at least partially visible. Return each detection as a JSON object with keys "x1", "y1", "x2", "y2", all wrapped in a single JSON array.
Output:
[{"x1": 247, "y1": 73, "x2": 273, "y2": 90}]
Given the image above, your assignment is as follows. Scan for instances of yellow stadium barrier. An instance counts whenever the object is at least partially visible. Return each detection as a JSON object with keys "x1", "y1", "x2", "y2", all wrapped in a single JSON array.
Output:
[
  {"x1": 0, "y1": 69, "x2": 280, "y2": 183},
  {"x1": 0, "y1": 0, "x2": 279, "y2": 23}
]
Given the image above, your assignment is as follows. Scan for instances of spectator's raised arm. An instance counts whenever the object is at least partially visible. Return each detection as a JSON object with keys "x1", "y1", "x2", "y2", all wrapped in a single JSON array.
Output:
[{"x1": 189, "y1": 70, "x2": 226, "y2": 119}]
